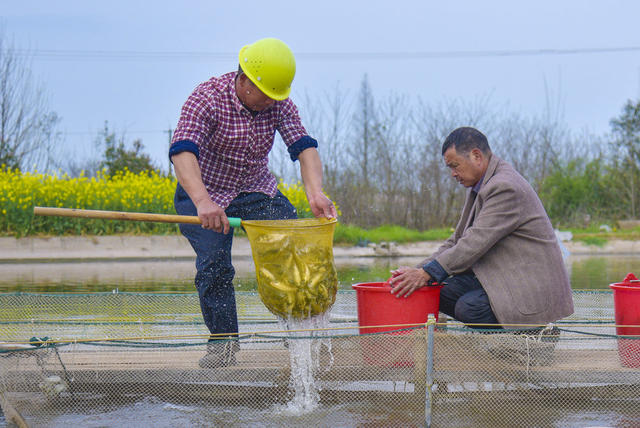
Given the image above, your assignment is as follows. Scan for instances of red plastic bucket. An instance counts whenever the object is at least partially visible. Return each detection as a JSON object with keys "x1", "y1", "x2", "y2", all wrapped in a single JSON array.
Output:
[
  {"x1": 352, "y1": 281, "x2": 442, "y2": 367},
  {"x1": 609, "y1": 273, "x2": 640, "y2": 368}
]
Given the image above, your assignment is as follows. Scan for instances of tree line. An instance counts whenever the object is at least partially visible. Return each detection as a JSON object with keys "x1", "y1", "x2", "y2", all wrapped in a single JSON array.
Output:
[{"x1": 271, "y1": 75, "x2": 640, "y2": 229}]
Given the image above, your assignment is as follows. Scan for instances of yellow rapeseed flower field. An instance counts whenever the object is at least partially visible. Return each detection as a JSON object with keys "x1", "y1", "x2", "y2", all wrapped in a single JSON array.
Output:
[{"x1": 0, "y1": 168, "x2": 338, "y2": 236}]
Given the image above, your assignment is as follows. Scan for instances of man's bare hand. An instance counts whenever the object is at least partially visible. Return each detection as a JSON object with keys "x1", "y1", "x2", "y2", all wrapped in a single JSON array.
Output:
[
  {"x1": 388, "y1": 267, "x2": 431, "y2": 298},
  {"x1": 195, "y1": 198, "x2": 230, "y2": 234},
  {"x1": 308, "y1": 191, "x2": 338, "y2": 219}
]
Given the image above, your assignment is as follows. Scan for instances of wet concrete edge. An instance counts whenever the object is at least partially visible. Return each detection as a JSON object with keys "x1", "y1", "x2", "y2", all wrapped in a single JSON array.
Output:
[{"x1": 0, "y1": 235, "x2": 637, "y2": 262}]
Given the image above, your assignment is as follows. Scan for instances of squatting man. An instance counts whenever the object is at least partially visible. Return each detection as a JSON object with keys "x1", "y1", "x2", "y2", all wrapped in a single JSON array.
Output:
[{"x1": 389, "y1": 127, "x2": 574, "y2": 331}]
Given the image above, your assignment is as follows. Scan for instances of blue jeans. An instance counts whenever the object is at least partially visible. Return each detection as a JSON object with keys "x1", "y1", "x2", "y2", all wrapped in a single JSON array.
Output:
[
  {"x1": 439, "y1": 273, "x2": 500, "y2": 328},
  {"x1": 174, "y1": 184, "x2": 297, "y2": 339}
]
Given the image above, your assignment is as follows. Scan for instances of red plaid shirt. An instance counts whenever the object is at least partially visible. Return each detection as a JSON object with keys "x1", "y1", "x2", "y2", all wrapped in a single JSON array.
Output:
[{"x1": 171, "y1": 72, "x2": 309, "y2": 208}]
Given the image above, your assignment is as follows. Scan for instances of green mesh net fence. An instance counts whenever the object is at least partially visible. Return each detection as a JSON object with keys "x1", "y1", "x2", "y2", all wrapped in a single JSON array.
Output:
[{"x1": 1, "y1": 290, "x2": 639, "y2": 427}]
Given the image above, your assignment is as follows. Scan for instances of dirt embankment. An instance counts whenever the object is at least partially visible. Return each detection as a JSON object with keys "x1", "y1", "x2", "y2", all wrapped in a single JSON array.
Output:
[{"x1": 0, "y1": 236, "x2": 637, "y2": 262}]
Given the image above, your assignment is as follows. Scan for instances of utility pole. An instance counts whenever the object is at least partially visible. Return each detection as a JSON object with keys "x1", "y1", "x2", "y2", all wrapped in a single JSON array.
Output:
[{"x1": 166, "y1": 128, "x2": 173, "y2": 176}]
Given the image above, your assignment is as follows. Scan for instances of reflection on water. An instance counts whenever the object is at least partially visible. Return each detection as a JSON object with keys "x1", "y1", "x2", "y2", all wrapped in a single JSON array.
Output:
[
  {"x1": 0, "y1": 256, "x2": 401, "y2": 293},
  {"x1": 0, "y1": 395, "x2": 438, "y2": 428},
  {"x1": 0, "y1": 255, "x2": 639, "y2": 293},
  {"x1": 568, "y1": 255, "x2": 640, "y2": 289}
]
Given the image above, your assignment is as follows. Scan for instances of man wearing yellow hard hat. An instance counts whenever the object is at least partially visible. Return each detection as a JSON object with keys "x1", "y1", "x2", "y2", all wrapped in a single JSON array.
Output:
[{"x1": 169, "y1": 38, "x2": 337, "y2": 368}]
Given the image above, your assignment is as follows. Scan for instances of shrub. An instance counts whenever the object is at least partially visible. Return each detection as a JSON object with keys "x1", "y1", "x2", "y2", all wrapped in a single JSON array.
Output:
[{"x1": 0, "y1": 169, "x2": 339, "y2": 236}]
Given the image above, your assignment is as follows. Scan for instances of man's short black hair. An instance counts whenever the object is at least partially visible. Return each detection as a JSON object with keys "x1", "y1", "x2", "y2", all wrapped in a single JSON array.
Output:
[{"x1": 442, "y1": 127, "x2": 491, "y2": 156}]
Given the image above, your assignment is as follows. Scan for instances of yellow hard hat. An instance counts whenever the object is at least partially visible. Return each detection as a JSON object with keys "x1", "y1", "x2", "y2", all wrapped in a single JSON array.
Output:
[{"x1": 238, "y1": 38, "x2": 296, "y2": 101}]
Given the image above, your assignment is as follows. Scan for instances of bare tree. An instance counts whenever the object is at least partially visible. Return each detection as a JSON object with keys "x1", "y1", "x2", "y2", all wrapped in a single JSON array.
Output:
[
  {"x1": 371, "y1": 94, "x2": 410, "y2": 225},
  {"x1": 0, "y1": 32, "x2": 61, "y2": 171},
  {"x1": 352, "y1": 75, "x2": 376, "y2": 188},
  {"x1": 281, "y1": 76, "x2": 584, "y2": 230},
  {"x1": 336, "y1": 75, "x2": 380, "y2": 227},
  {"x1": 317, "y1": 83, "x2": 352, "y2": 192},
  {"x1": 286, "y1": 85, "x2": 353, "y2": 190}
]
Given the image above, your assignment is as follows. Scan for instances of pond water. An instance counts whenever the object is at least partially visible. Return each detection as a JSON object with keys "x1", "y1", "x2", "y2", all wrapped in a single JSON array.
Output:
[
  {"x1": 2, "y1": 254, "x2": 640, "y2": 427},
  {"x1": 1, "y1": 254, "x2": 639, "y2": 293}
]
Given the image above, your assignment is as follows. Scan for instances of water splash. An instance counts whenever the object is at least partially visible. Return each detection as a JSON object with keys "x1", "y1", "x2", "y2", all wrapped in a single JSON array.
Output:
[{"x1": 277, "y1": 312, "x2": 333, "y2": 415}]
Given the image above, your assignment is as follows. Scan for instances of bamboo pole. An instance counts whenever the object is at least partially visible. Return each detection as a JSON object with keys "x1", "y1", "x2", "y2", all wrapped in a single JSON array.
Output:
[{"x1": 33, "y1": 206, "x2": 202, "y2": 224}]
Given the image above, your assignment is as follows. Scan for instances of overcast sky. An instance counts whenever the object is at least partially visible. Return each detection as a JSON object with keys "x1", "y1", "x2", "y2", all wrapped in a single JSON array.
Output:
[{"x1": 2, "y1": 1, "x2": 640, "y2": 171}]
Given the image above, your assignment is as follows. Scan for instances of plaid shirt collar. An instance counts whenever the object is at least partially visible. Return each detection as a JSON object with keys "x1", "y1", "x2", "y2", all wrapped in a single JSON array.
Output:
[
  {"x1": 229, "y1": 74, "x2": 245, "y2": 114},
  {"x1": 228, "y1": 72, "x2": 274, "y2": 117}
]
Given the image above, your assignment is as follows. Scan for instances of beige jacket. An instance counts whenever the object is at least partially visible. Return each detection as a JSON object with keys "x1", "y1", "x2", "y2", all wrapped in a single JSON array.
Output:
[{"x1": 421, "y1": 154, "x2": 574, "y2": 325}]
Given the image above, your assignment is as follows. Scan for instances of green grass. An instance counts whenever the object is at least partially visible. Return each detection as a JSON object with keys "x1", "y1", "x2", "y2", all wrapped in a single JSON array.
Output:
[
  {"x1": 333, "y1": 224, "x2": 452, "y2": 245},
  {"x1": 5, "y1": 216, "x2": 639, "y2": 248},
  {"x1": 577, "y1": 236, "x2": 608, "y2": 247},
  {"x1": 333, "y1": 223, "x2": 640, "y2": 246},
  {"x1": 569, "y1": 225, "x2": 640, "y2": 243}
]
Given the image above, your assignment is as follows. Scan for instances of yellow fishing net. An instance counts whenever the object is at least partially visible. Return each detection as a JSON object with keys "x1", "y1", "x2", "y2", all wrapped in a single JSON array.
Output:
[{"x1": 242, "y1": 218, "x2": 338, "y2": 319}]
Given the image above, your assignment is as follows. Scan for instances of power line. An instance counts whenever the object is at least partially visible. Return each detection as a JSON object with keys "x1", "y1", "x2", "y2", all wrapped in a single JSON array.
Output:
[
  {"x1": 303, "y1": 46, "x2": 640, "y2": 60},
  {"x1": 6, "y1": 46, "x2": 640, "y2": 61},
  {"x1": 62, "y1": 130, "x2": 167, "y2": 136},
  {"x1": 11, "y1": 49, "x2": 232, "y2": 61}
]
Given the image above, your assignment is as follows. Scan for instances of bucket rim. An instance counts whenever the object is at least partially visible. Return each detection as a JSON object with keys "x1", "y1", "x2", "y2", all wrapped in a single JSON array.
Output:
[
  {"x1": 609, "y1": 283, "x2": 640, "y2": 290},
  {"x1": 352, "y1": 281, "x2": 391, "y2": 290},
  {"x1": 352, "y1": 282, "x2": 443, "y2": 291}
]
